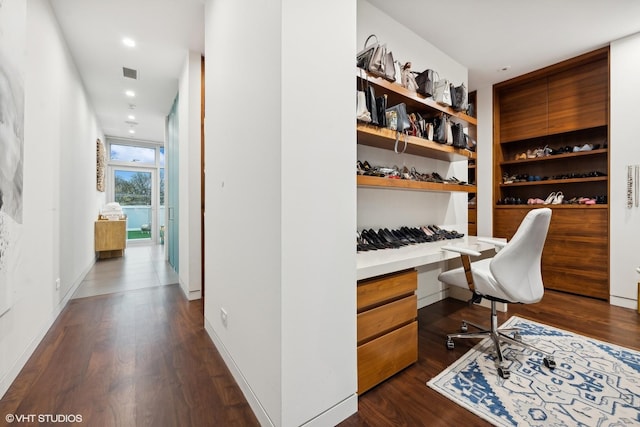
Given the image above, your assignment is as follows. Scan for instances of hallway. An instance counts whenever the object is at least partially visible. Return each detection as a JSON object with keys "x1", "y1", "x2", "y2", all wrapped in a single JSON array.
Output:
[
  {"x1": 0, "y1": 262, "x2": 258, "y2": 426},
  {"x1": 72, "y1": 245, "x2": 179, "y2": 299}
]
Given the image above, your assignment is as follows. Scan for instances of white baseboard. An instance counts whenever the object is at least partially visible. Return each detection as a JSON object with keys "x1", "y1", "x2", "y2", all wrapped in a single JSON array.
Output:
[
  {"x1": 203, "y1": 318, "x2": 357, "y2": 427},
  {"x1": 0, "y1": 257, "x2": 94, "y2": 398},
  {"x1": 609, "y1": 295, "x2": 637, "y2": 310},
  {"x1": 204, "y1": 317, "x2": 274, "y2": 426}
]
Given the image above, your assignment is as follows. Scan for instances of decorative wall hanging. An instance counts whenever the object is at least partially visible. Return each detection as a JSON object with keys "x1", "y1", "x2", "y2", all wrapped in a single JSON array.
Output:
[{"x1": 96, "y1": 138, "x2": 106, "y2": 192}]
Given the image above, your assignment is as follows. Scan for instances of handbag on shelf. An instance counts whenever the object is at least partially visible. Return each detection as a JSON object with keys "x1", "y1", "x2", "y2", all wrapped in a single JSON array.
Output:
[
  {"x1": 445, "y1": 116, "x2": 454, "y2": 145},
  {"x1": 401, "y1": 62, "x2": 419, "y2": 92},
  {"x1": 434, "y1": 78, "x2": 452, "y2": 106},
  {"x1": 414, "y1": 69, "x2": 438, "y2": 98},
  {"x1": 356, "y1": 34, "x2": 379, "y2": 70},
  {"x1": 450, "y1": 82, "x2": 468, "y2": 112},
  {"x1": 451, "y1": 121, "x2": 466, "y2": 148},
  {"x1": 375, "y1": 94, "x2": 387, "y2": 128},
  {"x1": 356, "y1": 34, "x2": 395, "y2": 82},
  {"x1": 386, "y1": 102, "x2": 410, "y2": 153},
  {"x1": 365, "y1": 85, "x2": 379, "y2": 126},
  {"x1": 356, "y1": 91, "x2": 372, "y2": 123},
  {"x1": 433, "y1": 116, "x2": 447, "y2": 143}
]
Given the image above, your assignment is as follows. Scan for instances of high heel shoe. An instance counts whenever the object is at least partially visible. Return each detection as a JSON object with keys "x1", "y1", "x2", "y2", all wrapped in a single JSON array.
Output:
[
  {"x1": 543, "y1": 192, "x2": 556, "y2": 205},
  {"x1": 552, "y1": 191, "x2": 564, "y2": 204}
]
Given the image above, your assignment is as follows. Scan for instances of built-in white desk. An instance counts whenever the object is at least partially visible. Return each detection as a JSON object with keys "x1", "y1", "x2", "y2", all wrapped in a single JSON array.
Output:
[{"x1": 356, "y1": 236, "x2": 497, "y2": 280}]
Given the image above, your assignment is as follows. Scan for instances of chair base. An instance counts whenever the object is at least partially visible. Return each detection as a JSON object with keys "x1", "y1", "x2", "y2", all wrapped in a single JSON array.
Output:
[{"x1": 446, "y1": 300, "x2": 556, "y2": 379}]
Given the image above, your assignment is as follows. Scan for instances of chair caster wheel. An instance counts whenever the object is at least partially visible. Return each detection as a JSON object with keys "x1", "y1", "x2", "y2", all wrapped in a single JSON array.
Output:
[
  {"x1": 543, "y1": 357, "x2": 556, "y2": 369},
  {"x1": 446, "y1": 339, "x2": 455, "y2": 350},
  {"x1": 460, "y1": 322, "x2": 468, "y2": 333},
  {"x1": 498, "y1": 367, "x2": 510, "y2": 379}
]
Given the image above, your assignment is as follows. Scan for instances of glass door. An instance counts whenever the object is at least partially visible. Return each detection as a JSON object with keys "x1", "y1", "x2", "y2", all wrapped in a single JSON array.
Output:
[{"x1": 112, "y1": 167, "x2": 157, "y2": 243}]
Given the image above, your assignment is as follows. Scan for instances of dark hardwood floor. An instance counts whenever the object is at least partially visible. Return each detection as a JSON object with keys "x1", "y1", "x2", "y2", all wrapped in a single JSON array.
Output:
[
  {"x1": 2, "y1": 283, "x2": 638, "y2": 427},
  {"x1": 0, "y1": 284, "x2": 259, "y2": 427},
  {"x1": 340, "y1": 290, "x2": 640, "y2": 427}
]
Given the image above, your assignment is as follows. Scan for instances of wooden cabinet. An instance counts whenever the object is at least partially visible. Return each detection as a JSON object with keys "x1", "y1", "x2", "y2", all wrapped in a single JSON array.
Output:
[
  {"x1": 95, "y1": 220, "x2": 126, "y2": 259},
  {"x1": 493, "y1": 47, "x2": 609, "y2": 300},
  {"x1": 357, "y1": 269, "x2": 417, "y2": 394}
]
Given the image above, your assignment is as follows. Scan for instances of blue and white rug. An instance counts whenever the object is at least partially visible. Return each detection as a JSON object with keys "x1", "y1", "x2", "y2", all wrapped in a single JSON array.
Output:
[{"x1": 427, "y1": 316, "x2": 640, "y2": 426}]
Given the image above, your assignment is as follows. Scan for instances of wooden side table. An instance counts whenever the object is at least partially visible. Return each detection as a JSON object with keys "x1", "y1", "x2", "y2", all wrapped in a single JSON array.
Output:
[{"x1": 95, "y1": 220, "x2": 126, "y2": 259}]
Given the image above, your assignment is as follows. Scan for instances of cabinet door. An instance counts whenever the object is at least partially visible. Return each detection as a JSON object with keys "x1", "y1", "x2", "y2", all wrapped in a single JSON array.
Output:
[
  {"x1": 493, "y1": 208, "x2": 608, "y2": 300},
  {"x1": 547, "y1": 58, "x2": 608, "y2": 134},
  {"x1": 95, "y1": 220, "x2": 126, "y2": 251},
  {"x1": 498, "y1": 77, "x2": 548, "y2": 143}
]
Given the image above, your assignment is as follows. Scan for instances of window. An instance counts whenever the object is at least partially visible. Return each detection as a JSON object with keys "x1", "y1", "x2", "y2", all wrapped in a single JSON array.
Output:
[{"x1": 110, "y1": 144, "x2": 156, "y2": 164}]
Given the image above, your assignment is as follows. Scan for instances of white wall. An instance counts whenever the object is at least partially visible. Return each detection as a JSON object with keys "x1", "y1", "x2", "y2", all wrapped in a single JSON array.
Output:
[
  {"x1": 357, "y1": 0, "x2": 469, "y2": 307},
  {"x1": 178, "y1": 50, "x2": 202, "y2": 300},
  {"x1": 610, "y1": 32, "x2": 640, "y2": 309},
  {"x1": 475, "y1": 86, "x2": 493, "y2": 237},
  {"x1": 0, "y1": 0, "x2": 104, "y2": 397},
  {"x1": 203, "y1": 0, "x2": 356, "y2": 425}
]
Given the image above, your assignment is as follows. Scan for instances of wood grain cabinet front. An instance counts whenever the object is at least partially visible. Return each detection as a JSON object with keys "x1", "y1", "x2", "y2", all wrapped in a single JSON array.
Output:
[
  {"x1": 95, "y1": 220, "x2": 126, "y2": 259},
  {"x1": 356, "y1": 269, "x2": 417, "y2": 394}
]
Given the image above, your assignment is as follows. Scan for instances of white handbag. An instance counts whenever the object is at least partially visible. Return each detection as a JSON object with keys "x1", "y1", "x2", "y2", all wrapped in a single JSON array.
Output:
[{"x1": 434, "y1": 79, "x2": 452, "y2": 106}]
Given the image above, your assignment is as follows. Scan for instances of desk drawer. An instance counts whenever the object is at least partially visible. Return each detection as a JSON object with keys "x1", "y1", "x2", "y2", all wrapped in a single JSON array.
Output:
[
  {"x1": 357, "y1": 294, "x2": 416, "y2": 345},
  {"x1": 357, "y1": 321, "x2": 417, "y2": 394},
  {"x1": 357, "y1": 269, "x2": 417, "y2": 311}
]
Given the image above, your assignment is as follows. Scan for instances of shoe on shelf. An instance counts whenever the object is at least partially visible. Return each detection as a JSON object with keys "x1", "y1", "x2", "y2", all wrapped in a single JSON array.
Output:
[
  {"x1": 552, "y1": 191, "x2": 564, "y2": 204},
  {"x1": 543, "y1": 192, "x2": 557, "y2": 205}
]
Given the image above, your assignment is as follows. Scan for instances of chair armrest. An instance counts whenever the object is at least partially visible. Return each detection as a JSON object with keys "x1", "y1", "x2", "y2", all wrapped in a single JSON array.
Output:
[
  {"x1": 477, "y1": 237, "x2": 508, "y2": 249},
  {"x1": 441, "y1": 245, "x2": 482, "y2": 257}
]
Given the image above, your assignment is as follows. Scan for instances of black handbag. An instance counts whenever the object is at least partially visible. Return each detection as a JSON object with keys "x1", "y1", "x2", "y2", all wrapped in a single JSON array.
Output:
[
  {"x1": 357, "y1": 35, "x2": 378, "y2": 70},
  {"x1": 414, "y1": 69, "x2": 438, "y2": 98},
  {"x1": 375, "y1": 94, "x2": 387, "y2": 128},
  {"x1": 451, "y1": 122, "x2": 466, "y2": 148},
  {"x1": 365, "y1": 85, "x2": 378, "y2": 126},
  {"x1": 433, "y1": 116, "x2": 446, "y2": 143},
  {"x1": 450, "y1": 82, "x2": 468, "y2": 112}
]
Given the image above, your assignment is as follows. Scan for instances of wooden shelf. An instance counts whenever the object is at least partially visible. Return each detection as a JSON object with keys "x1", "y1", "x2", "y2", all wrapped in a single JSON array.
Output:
[
  {"x1": 500, "y1": 176, "x2": 607, "y2": 187},
  {"x1": 495, "y1": 204, "x2": 607, "y2": 209},
  {"x1": 356, "y1": 69, "x2": 477, "y2": 126},
  {"x1": 500, "y1": 148, "x2": 607, "y2": 166},
  {"x1": 357, "y1": 124, "x2": 475, "y2": 161},
  {"x1": 357, "y1": 175, "x2": 476, "y2": 193}
]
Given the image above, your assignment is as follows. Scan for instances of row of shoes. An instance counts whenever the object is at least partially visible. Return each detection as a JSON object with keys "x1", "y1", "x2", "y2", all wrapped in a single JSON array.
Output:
[
  {"x1": 357, "y1": 225, "x2": 464, "y2": 251},
  {"x1": 512, "y1": 143, "x2": 605, "y2": 160},
  {"x1": 357, "y1": 160, "x2": 467, "y2": 184},
  {"x1": 498, "y1": 193, "x2": 607, "y2": 205},
  {"x1": 503, "y1": 171, "x2": 606, "y2": 184}
]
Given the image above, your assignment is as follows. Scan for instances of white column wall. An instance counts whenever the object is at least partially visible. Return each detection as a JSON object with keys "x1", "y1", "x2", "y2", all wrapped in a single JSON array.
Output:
[
  {"x1": 203, "y1": 0, "x2": 356, "y2": 425},
  {"x1": 280, "y1": 1, "x2": 357, "y2": 425},
  {"x1": 610, "y1": 33, "x2": 640, "y2": 309},
  {"x1": 0, "y1": 0, "x2": 104, "y2": 397},
  {"x1": 475, "y1": 85, "x2": 493, "y2": 237},
  {"x1": 178, "y1": 50, "x2": 202, "y2": 300},
  {"x1": 203, "y1": 0, "x2": 283, "y2": 425}
]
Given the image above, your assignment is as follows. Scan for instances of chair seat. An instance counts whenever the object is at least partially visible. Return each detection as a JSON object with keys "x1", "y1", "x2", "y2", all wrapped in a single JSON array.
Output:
[{"x1": 438, "y1": 258, "x2": 514, "y2": 302}]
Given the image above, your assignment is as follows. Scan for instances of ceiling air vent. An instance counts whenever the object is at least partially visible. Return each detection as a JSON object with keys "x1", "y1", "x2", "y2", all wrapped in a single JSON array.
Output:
[{"x1": 122, "y1": 67, "x2": 138, "y2": 80}]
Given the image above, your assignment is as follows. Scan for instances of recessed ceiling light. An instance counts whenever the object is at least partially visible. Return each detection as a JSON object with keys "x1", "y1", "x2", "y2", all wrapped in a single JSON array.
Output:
[
  {"x1": 128, "y1": 114, "x2": 135, "y2": 120},
  {"x1": 122, "y1": 37, "x2": 136, "y2": 48},
  {"x1": 125, "y1": 90, "x2": 135, "y2": 97},
  {"x1": 128, "y1": 129, "x2": 136, "y2": 134}
]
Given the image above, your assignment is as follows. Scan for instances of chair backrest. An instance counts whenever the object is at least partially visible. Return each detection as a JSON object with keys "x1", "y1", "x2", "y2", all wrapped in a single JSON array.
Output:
[{"x1": 490, "y1": 208, "x2": 552, "y2": 303}]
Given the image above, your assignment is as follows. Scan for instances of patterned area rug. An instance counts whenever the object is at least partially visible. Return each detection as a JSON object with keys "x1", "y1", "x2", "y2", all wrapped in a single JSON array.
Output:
[{"x1": 427, "y1": 316, "x2": 640, "y2": 426}]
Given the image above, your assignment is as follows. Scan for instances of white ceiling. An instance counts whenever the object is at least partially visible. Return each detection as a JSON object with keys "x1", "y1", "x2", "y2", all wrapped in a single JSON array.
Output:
[
  {"x1": 50, "y1": 0, "x2": 205, "y2": 143},
  {"x1": 50, "y1": 0, "x2": 640, "y2": 142},
  {"x1": 367, "y1": 0, "x2": 640, "y2": 91}
]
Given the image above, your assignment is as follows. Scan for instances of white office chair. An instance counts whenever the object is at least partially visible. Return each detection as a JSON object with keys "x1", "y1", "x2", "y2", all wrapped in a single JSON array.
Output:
[{"x1": 438, "y1": 208, "x2": 554, "y2": 379}]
